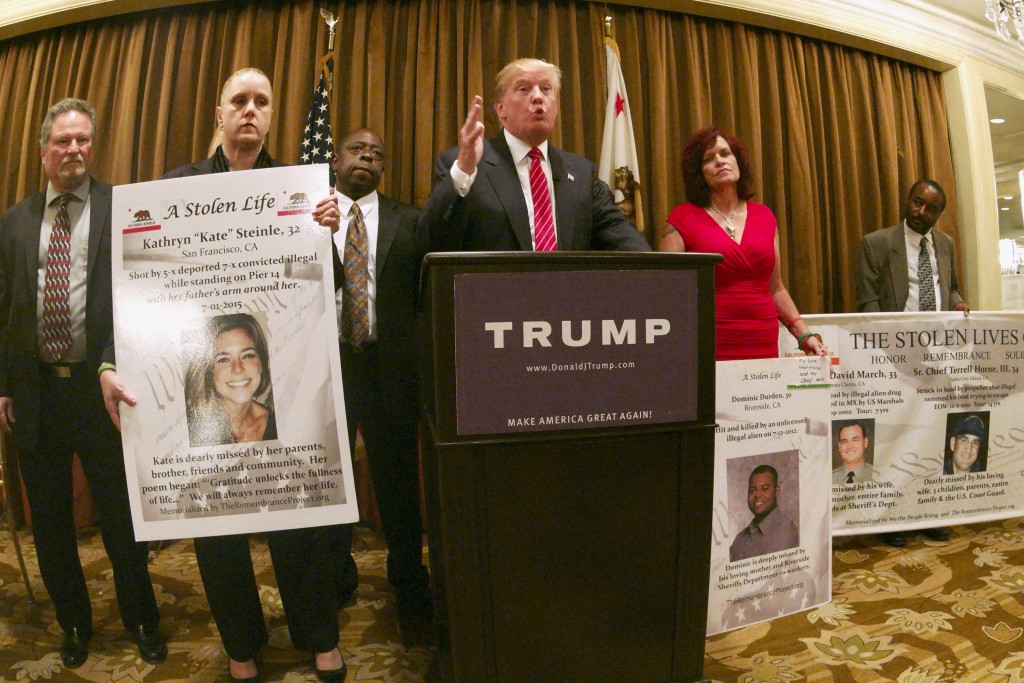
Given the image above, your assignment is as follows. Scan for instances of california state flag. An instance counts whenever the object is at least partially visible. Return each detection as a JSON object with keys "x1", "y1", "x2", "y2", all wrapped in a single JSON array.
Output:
[{"x1": 598, "y1": 36, "x2": 644, "y2": 232}]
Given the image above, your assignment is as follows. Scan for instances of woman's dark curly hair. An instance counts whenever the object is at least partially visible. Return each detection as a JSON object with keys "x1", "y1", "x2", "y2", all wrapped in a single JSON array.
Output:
[{"x1": 680, "y1": 126, "x2": 755, "y2": 207}]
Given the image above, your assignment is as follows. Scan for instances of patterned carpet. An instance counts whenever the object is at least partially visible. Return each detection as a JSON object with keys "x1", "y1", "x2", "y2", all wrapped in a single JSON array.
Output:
[
  {"x1": 705, "y1": 518, "x2": 1024, "y2": 683},
  {"x1": 0, "y1": 524, "x2": 435, "y2": 682},
  {"x1": 1, "y1": 517, "x2": 1024, "y2": 682}
]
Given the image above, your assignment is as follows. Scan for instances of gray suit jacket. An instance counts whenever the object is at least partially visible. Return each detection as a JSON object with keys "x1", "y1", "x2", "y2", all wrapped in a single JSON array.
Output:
[
  {"x1": 418, "y1": 134, "x2": 649, "y2": 253},
  {"x1": 855, "y1": 224, "x2": 964, "y2": 312}
]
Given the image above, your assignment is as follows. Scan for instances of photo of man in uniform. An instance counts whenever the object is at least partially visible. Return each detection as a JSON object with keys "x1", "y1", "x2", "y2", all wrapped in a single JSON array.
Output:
[{"x1": 832, "y1": 419, "x2": 875, "y2": 485}]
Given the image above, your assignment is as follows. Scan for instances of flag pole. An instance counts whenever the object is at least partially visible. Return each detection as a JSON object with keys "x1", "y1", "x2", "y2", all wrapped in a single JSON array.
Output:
[
  {"x1": 299, "y1": 10, "x2": 338, "y2": 183},
  {"x1": 319, "y1": 8, "x2": 337, "y2": 96},
  {"x1": 597, "y1": 15, "x2": 645, "y2": 233},
  {"x1": 604, "y1": 16, "x2": 621, "y2": 61},
  {"x1": 320, "y1": 7, "x2": 337, "y2": 51}
]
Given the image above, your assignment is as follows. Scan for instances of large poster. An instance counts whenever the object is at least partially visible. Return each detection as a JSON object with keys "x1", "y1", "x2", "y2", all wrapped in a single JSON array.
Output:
[
  {"x1": 708, "y1": 356, "x2": 833, "y2": 635},
  {"x1": 778, "y1": 312, "x2": 1024, "y2": 536},
  {"x1": 111, "y1": 165, "x2": 357, "y2": 540}
]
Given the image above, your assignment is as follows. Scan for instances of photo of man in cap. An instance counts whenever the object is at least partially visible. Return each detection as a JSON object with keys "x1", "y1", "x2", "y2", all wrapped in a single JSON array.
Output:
[{"x1": 942, "y1": 412, "x2": 989, "y2": 475}]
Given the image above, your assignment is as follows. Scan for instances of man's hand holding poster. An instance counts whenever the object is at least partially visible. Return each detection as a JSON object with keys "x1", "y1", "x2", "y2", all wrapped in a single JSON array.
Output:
[{"x1": 111, "y1": 165, "x2": 357, "y2": 540}]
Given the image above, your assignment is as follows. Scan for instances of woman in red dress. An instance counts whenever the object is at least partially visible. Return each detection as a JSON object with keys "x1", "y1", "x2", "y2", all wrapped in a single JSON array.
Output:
[{"x1": 659, "y1": 126, "x2": 826, "y2": 361}]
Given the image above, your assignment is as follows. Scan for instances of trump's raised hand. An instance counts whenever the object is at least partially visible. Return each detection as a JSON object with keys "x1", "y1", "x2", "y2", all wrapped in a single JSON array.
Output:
[{"x1": 457, "y1": 95, "x2": 485, "y2": 176}]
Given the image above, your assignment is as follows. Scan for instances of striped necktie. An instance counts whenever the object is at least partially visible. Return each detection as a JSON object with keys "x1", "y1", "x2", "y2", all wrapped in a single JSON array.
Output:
[
  {"x1": 918, "y1": 236, "x2": 936, "y2": 311},
  {"x1": 41, "y1": 193, "x2": 74, "y2": 359},
  {"x1": 527, "y1": 147, "x2": 557, "y2": 251},
  {"x1": 342, "y1": 203, "x2": 370, "y2": 348}
]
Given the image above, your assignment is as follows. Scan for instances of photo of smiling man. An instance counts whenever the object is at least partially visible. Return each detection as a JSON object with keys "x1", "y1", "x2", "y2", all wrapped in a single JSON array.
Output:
[
  {"x1": 832, "y1": 418, "x2": 875, "y2": 485},
  {"x1": 729, "y1": 461, "x2": 800, "y2": 562},
  {"x1": 182, "y1": 312, "x2": 278, "y2": 447}
]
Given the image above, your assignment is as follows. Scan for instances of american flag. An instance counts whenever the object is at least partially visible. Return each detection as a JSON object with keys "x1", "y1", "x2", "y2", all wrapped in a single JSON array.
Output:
[{"x1": 300, "y1": 54, "x2": 334, "y2": 184}]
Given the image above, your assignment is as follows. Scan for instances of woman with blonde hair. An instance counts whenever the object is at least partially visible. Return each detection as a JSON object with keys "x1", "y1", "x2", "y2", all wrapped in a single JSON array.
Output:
[{"x1": 167, "y1": 67, "x2": 346, "y2": 683}]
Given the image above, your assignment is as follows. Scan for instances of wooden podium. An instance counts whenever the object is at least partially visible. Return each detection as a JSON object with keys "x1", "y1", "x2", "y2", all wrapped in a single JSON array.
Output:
[{"x1": 419, "y1": 252, "x2": 719, "y2": 683}]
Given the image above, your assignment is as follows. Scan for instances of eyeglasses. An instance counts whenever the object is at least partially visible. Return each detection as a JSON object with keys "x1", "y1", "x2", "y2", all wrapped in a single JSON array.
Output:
[{"x1": 346, "y1": 142, "x2": 385, "y2": 161}]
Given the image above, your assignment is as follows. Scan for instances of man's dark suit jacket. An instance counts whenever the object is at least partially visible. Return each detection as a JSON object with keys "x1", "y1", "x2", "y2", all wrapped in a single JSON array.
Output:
[
  {"x1": 331, "y1": 192, "x2": 426, "y2": 600},
  {"x1": 418, "y1": 134, "x2": 649, "y2": 252},
  {"x1": 0, "y1": 178, "x2": 116, "y2": 451},
  {"x1": 856, "y1": 224, "x2": 964, "y2": 312},
  {"x1": 361, "y1": 193, "x2": 423, "y2": 423}
]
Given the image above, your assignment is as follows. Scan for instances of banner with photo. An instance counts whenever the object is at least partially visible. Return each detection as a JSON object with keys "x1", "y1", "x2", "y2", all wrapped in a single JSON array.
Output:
[
  {"x1": 708, "y1": 356, "x2": 833, "y2": 635},
  {"x1": 778, "y1": 312, "x2": 1024, "y2": 536},
  {"x1": 111, "y1": 164, "x2": 357, "y2": 540}
]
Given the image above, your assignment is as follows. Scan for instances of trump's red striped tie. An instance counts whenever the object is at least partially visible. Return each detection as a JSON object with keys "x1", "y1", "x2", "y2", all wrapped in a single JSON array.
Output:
[{"x1": 527, "y1": 147, "x2": 557, "y2": 251}]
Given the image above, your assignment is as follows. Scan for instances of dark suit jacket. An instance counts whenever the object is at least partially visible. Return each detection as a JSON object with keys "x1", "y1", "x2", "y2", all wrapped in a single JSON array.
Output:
[
  {"x1": 418, "y1": 134, "x2": 649, "y2": 253},
  {"x1": 360, "y1": 193, "x2": 424, "y2": 423},
  {"x1": 163, "y1": 156, "x2": 232, "y2": 179},
  {"x1": 0, "y1": 178, "x2": 116, "y2": 450},
  {"x1": 855, "y1": 223, "x2": 964, "y2": 312}
]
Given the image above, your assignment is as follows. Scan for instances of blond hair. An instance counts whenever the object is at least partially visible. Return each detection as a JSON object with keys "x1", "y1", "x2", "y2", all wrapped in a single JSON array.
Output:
[
  {"x1": 493, "y1": 58, "x2": 561, "y2": 102},
  {"x1": 209, "y1": 67, "x2": 273, "y2": 155}
]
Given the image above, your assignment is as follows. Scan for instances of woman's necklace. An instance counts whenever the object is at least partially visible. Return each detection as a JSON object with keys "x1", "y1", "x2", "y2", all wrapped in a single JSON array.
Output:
[
  {"x1": 709, "y1": 202, "x2": 740, "y2": 240},
  {"x1": 234, "y1": 421, "x2": 264, "y2": 443},
  {"x1": 230, "y1": 405, "x2": 264, "y2": 443}
]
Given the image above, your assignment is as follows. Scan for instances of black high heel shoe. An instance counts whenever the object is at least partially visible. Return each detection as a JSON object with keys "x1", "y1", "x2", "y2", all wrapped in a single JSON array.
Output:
[
  {"x1": 229, "y1": 658, "x2": 260, "y2": 683},
  {"x1": 313, "y1": 648, "x2": 348, "y2": 682}
]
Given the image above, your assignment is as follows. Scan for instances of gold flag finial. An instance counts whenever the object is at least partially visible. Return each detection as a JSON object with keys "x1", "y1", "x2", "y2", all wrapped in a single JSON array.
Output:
[{"x1": 604, "y1": 15, "x2": 612, "y2": 38}]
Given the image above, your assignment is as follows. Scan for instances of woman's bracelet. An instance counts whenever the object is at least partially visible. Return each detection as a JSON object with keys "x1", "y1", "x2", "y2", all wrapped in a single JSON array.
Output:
[{"x1": 798, "y1": 331, "x2": 822, "y2": 351}]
